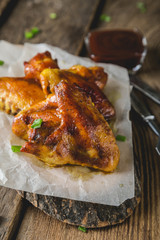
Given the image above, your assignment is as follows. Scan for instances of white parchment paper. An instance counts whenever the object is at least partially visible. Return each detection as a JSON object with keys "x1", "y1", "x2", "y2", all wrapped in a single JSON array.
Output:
[{"x1": 0, "y1": 40, "x2": 134, "y2": 206}]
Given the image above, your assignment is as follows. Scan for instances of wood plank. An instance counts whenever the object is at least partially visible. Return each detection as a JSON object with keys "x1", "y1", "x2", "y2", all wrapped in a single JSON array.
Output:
[
  {"x1": 0, "y1": 187, "x2": 24, "y2": 240},
  {"x1": 0, "y1": 0, "x2": 11, "y2": 16},
  {"x1": 0, "y1": 0, "x2": 101, "y2": 55},
  {"x1": 0, "y1": 0, "x2": 18, "y2": 28}
]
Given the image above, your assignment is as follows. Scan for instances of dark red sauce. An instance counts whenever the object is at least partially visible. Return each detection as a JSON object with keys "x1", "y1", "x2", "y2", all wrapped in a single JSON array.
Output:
[{"x1": 86, "y1": 29, "x2": 146, "y2": 70}]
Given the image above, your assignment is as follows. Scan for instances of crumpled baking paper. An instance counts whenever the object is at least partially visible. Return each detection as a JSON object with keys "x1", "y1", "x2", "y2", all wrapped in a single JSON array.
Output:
[{"x1": 0, "y1": 40, "x2": 134, "y2": 206}]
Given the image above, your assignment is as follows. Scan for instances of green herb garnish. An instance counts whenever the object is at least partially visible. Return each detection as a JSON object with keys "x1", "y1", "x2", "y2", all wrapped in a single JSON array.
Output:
[
  {"x1": 50, "y1": 13, "x2": 57, "y2": 19},
  {"x1": 0, "y1": 60, "x2": 4, "y2": 66},
  {"x1": 31, "y1": 27, "x2": 40, "y2": 34},
  {"x1": 31, "y1": 118, "x2": 43, "y2": 129},
  {"x1": 24, "y1": 27, "x2": 40, "y2": 39},
  {"x1": 11, "y1": 145, "x2": 22, "y2": 152},
  {"x1": 136, "y1": 2, "x2": 146, "y2": 13},
  {"x1": 116, "y1": 135, "x2": 126, "y2": 142},
  {"x1": 78, "y1": 226, "x2": 87, "y2": 233},
  {"x1": 25, "y1": 31, "x2": 34, "y2": 39},
  {"x1": 100, "y1": 14, "x2": 111, "y2": 22}
]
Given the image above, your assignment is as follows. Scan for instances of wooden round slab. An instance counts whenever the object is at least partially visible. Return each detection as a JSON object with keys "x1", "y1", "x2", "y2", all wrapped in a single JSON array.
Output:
[{"x1": 17, "y1": 160, "x2": 141, "y2": 228}]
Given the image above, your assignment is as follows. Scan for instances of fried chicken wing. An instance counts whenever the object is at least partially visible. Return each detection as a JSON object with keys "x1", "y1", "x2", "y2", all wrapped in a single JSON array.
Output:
[
  {"x1": 1, "y1": 50, "x2": 119, "y2": 172},
  {"x1": 24, "y1": 51, "x2": 59, "y2": 82},
  {"x1": 13, "y1": 81, "x2": 119, "y2": 172},
  {"x1": 0, "y1": 77, "x2": 45, "y2": 114},
  {"x1": 0, "y1": 51, "x2": 109, "y2": 116},
  {"x1": 69, "y1": 65, "x2": 108, "y2": 89},
  {"x1": 0, "y1": 52, "x2": 59, "y2": 115},
  {"x1": 24, "y1": 52, "x2": 108, "y2": 91},
  {"x1": 40, "y1": 69, "x2": 115, "y2": 120},
  {"x1": 12, "y1": 94, "x2": 59, "y2": 139}
]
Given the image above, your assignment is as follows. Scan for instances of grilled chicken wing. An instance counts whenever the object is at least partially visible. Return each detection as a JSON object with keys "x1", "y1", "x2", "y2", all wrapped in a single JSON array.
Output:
[
  {"x1": 0, "y1": 77, "x2": 45, "y2": 114},
  {"x1": 40, "y1": 69, "x2": 115, "y2": 120},
  {"x1": 13, "y1": 81, "x2": 119, "y2": 172}
]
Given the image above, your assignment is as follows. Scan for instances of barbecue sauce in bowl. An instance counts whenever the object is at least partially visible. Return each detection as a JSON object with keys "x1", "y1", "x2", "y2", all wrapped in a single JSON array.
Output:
[{"x1": 85, "y1": 29, "x2": 147, "y2": 71}]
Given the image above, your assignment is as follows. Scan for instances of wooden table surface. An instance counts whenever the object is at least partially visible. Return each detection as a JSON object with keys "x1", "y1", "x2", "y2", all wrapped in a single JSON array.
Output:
[{"x1": 0, "y1": 0, "x2": 160, "y2": 239}]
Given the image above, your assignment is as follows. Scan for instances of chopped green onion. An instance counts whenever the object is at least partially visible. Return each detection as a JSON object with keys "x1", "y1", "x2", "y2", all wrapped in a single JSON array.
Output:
[
  {"x1": 136, "y1": 2, "x2": 146, "y2": 13},
  {"x1": 0, "y1": 60, "x2": 4, "y2": 66},
  {"x1": 116, "y1": 135, "x2": 126, "y2": 142},
  {"x1": 31, "y1": 27, "x2": 40, "y2": 34},
  {"x1": 100, "y1": 14, "x2": 111, "y2": 22},
  {"x1": 25, "y1": 31, "x2": 34, "y2": 39},
  {"x1": 78, "y1": 226, "x2": 87, "y2": 233},
  {"x1": 11, "y1": 145, "x2": 22, "y2": 152},
  {"x1": 50, "y1": 13, "x2": 57, "y2": 19},
  {"x1": 24, "y1": 27, "x2": 40, "y2": 39},
  {"x1": 31, "y1": 118, "x2": 43, "y2": 129}
]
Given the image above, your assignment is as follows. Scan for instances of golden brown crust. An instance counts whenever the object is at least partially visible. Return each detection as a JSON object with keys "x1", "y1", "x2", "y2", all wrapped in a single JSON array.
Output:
[
  {"x1": 13, "y1": 81, "x2": 119, "y2": 172},
  {"x1": 40, "y1": 69, "x2": 115, "y2": 120},
  {"x1": 0, "y1": 52, "x2": 58, "y2": 115},
  {"x1": 24, "y1": 51, "x2": 59, "y2": 82},
  {"x1": 0, "y1": 52, "x2": 110, "y2": 117},
  {"x1": 1, "y1": 50, "x2": 119, "y2": 172},
  {"x1": 12, "y1": 94, "x2": 59, "y2": 139},
  {"x1": 0, "y1": 77, "x2": 45, "y2": 115},
  {"x1": 68, "y1": 65, "x2": 108, "y2": 89}
]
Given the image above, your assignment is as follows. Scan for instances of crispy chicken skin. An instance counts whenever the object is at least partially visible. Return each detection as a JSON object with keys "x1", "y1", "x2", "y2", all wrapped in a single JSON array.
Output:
[
  {"x1": 0, "y1": 51, "x2": 109, "y2": 116},
  {"x1": 13, "y1": 81, "x2": 119, "y2": 172},
  {"x1": 12, "y1": 94, "x2": 59, "y2": 140},
  {"x1": 40, "y1": 65, "x2": 108, "y2": 97},
  {"x1": 0, "y1": 52, "x2": 59, "y2": 115},
  {"x1": 40, "y1": 69, "x2": 115, "y2": 120},
  {"x1": 24, "y1": 51, "x2": 108, "y2": 91},
  {"x1": 0, "y1": 77, "x2": 45, "y2": 114},
  {"x1": 1, "y1": 50, "x2": 119, "y2": 172},
  {"x1": 69, "y1": 65, "x2": 108, "y2": 90},
  {"x1": 24, "y1": 51, "x2": 59, "y2": 82}
]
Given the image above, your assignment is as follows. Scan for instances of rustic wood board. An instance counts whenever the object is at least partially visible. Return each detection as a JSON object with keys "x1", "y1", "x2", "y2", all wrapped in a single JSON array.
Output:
[{"x1": 17, "y1": 171, "x2": 140, "y2": 228}]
